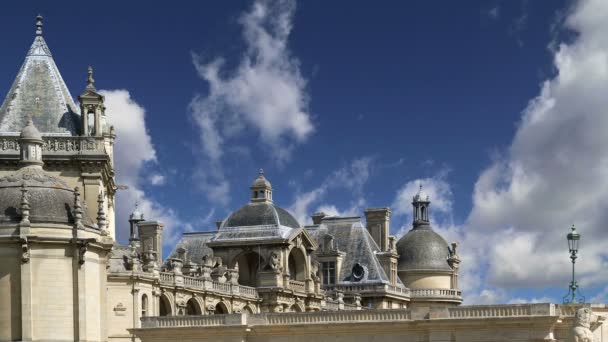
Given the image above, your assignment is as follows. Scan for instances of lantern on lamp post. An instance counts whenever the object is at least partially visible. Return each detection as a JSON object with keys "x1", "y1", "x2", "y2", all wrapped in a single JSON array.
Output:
[{"x1": 563, "y1": 224, "x2": 584, "y2": 304}]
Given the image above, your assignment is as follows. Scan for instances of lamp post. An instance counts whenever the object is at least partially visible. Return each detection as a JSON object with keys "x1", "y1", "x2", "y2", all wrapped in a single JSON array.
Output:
[{"x1": 563, "y1": 224, "x2": 584, "y2": 304}]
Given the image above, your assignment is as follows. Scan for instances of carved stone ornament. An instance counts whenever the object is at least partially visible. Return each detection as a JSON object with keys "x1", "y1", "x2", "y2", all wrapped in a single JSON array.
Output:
[
  {"x1": 113, "y1": 303, "x2": 127, "y2": 316},
  {"x1": 266, "y1": 251, "x2": 281, "y2": 271},
  {"x1": 572, "y1": 307, "x2": 597, "y2": 342},
  {"x1": 20, "y1": 237, "x2": 30, "y2": 263}
]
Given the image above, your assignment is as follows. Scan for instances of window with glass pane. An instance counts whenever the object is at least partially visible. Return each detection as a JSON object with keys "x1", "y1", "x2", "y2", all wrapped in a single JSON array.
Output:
[{"x1": 322, "y1": 261, "x2": 336, "y2": 285}]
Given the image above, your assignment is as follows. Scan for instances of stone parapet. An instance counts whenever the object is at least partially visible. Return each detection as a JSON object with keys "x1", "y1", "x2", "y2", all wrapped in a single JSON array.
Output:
[
  {"x1": 325, "y1": 283, "x2": 410, "y2": 300},
  {"x1": 410, "y1": 288, "x2": 462, "y2": 303},
  {"x1": 158, "y1": 272, "x2": 258, "y2": 300}
]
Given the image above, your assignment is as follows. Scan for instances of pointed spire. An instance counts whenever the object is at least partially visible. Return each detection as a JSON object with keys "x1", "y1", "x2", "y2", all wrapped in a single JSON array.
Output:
[
  {"x1": 73, "y1": 186, "x2": 84, "y2": 229},
  {"x1": 36, "y1": 15, "x2": 43, "y2": 36},
  {"x1": 86, "y1": 66, "x2": 96, "y2": 91},
  {"x1": 20, "y1": 183, "x2": 31, "y2": 227},
  {"x1": 97, "y1": 192, "x2": 108, "y2": 235}
]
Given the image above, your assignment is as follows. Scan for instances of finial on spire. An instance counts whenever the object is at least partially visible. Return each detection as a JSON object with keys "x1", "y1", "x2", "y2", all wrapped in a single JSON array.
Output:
[
  {"x1": 86, "y1": 66, "x2": 96, "y2": 90},
  {"x1": 36, "y1": 15, "x2": 43, "y2": 36},
  {"x1": 259, "y1": 168, "x2": 265, "y2": 177}
]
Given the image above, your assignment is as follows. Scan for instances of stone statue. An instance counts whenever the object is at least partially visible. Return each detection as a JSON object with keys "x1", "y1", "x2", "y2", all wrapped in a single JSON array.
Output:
[
  {"x1": 572, "y1": 307, "x2": 596, "y2": 342},
  {"x1": 265, "y1": 251, "x2": 281, "y2": 271}
]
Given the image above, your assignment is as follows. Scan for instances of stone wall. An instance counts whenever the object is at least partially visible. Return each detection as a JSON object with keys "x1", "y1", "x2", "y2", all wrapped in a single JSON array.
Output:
[{"x1": 132, "y1": 304, "x2": 608, "y2": 342}]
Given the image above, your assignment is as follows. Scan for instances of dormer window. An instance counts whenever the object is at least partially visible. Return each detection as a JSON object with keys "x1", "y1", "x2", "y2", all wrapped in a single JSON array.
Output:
[{"x1": 322, "y1": 261, "x2": 336, "y2": 285}]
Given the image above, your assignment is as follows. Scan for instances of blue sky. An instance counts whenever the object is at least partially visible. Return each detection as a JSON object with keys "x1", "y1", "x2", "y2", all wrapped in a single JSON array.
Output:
[{"x1": 1, "y1": 0, "x2": 606, "y2": 304}]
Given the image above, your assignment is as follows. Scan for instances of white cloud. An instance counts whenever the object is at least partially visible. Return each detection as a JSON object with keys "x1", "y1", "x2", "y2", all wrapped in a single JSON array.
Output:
[
  {"x1": 101, "y1": 90, "x2": 184, "y2": 246},
  {"x1": 464, "y1": 0, "x2": 608, "y2": 296},
  {"x1": 190, "y1": 0, "x2": 313, "y2": 202},
  {"x1": 149, "y1": 173, "x2": 166, "y2": 186},
  {"x1": 289, "y1": 157, "x2": 372, "y2": 225}
]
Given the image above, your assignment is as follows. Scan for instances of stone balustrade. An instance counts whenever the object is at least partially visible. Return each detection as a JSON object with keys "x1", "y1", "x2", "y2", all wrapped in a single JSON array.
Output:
[
  {"x1": 325, "y1": 283, "x2": 410, "y2": 299},
  {"x1": 410, "y1": 288, "x2": 462, "y2": 301},
  {"x1": 448, "y1": 303, "x2": 555, "y2": 318},
  {"x1": 140, "y1": 309, "x2": 412, "y2": 329},
  {"x1": 139, "y1": 303, "x2": 587, "y2": 330},
  {"x1": 158, "y1": 272, "x2": 258, "y2": 299}
]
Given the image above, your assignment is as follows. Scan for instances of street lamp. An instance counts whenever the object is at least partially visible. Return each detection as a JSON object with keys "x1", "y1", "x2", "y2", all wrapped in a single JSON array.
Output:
[{"x1": 563, "y1": 224, "x2": 584, "y2": 304}]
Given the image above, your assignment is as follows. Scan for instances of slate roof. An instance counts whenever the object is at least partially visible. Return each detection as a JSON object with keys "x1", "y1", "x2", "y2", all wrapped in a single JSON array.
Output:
[
  {"x1": 0, "y1": 165, "x2": 94, "y2": 226},
  {"x1": 307, "y1": 217, "x2": 405, "y2": 286},
  {"x1": 396, "y1": 224, "x2": 452, "y2": 272},
  {"x1": 221, "y1": 202, "x2": 301, "y2": 229},
  {"x1": 166, "y1": 231, "x2": 215, "y2": 263},
  {"x1": 0, "y1": 20, "x2": 80, "y2": 134},
  {"x1": 108, "y1": 244, "x2": 132, "y2": 273}
]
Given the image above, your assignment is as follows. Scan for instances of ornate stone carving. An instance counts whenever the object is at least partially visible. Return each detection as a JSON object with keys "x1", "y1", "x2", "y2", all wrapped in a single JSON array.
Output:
[
  {"x1": 20, "y1": 237, "x2": 30, "y2": 263},
  {"x1": 572, "y1": 307, "x2": 597, "y2": 342},
  {"x1": 266, "y1": 251, "x2": 281, "y2": 271},
  {"x1": 113, "y1": 303, "x2": 126, "y2": 316}
]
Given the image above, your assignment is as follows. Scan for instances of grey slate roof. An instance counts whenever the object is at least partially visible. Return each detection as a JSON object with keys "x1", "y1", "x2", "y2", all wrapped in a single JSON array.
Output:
[
  {"x1": 0, "y1": 165, "x2": 94, "y2": 226},
  {"x1": 0, "y1": 28, "x2": 80, "y2": 134},
  {"x1": 108, "y1": 244, "x2": 132, "y2": 273},
  {"x1": 221, "y1": 202, "x2": 300, "y2": 229},
  {"x1": 396, "y1": 224, "x2": 452, "y2": 272},
  {"x1": 307, "y1": 217, "x2": 404, "y2": 286},
  {"x1": 166, "y1": 231, "x2": 215, "y2": 263}
]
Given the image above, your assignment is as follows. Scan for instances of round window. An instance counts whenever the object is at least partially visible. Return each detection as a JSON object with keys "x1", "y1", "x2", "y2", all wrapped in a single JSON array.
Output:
[{"x1": 352, "y1": 263, "x2": 365, "y2": 281}]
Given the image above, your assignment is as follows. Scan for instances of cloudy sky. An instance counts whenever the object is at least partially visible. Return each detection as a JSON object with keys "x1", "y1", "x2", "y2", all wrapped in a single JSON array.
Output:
[{"x1": 0, "y1": 0, "x2": 606, "y2": 304}]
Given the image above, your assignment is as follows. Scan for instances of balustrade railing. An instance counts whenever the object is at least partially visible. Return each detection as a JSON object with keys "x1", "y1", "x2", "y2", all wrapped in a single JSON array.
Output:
[
  {"x1": 325, "y1": 284, "x2": 410, "y2": 298},
  {"x1": 140, "y1": 309, "x2": 411, "y2": 328},
  {"x1": 410, "y1": 288, "x2": 462, "y2": 300},
  {"x1": 158, "y1": 272, "x2": 258, "y2": 299},
  {"x1": 448, "y1": 303, "x2": 554, "y2": 318}
]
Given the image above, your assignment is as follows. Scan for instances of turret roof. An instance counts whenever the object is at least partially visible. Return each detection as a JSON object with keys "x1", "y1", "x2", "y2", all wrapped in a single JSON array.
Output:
[{"x1": 0, "y1": 16, "x2": 80, "y2": 135}]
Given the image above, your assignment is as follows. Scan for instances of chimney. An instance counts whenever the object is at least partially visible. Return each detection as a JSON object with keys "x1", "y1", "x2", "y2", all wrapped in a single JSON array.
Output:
[
  {"x1": 364, "y1": 208, "x2": 391, "y2": 251},
  {"x1": 137, "y1": 221, "x2": 164, "y2": 260},
  {"x1": 311, "y1": 212, "x2": 326, "y2": 225}
]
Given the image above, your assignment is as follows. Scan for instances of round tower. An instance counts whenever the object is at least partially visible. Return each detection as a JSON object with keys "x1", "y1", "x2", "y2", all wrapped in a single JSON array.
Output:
[
  {"x1": 396, "y1": 185, "x2": 462, "y2": 307},
  {"x1": 0, "y1": 120, "x2": 113, "y2": 341}
]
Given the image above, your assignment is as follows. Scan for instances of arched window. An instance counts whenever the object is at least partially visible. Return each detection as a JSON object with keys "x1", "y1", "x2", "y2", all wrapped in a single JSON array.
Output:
[
  {"x1": 421, "y1": 206, "x2": 426, "y2": 220},
  {"x1": 287, "y1": 248, "x2": 306, "y2": 281},
  {"x1": 186, "y1": 298, "x2": 201, "y2": 315},
  {"x1": 141, "y1": 294, "x2": 148, "y2": 317},
  {"x1": 215, "y1": 302, "x2": 229, "y2": 314},
  {"x1": 233, "y1": 251, "x2": 262, "y2": 287},
  {"x1": 159, "y1": 294, "x2": 171, "y2": 316}
]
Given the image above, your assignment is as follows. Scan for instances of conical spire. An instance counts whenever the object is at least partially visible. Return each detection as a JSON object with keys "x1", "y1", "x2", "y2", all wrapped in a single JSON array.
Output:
[{"x1": 0, "y1": 15, "x2": 79, "y2": 134}]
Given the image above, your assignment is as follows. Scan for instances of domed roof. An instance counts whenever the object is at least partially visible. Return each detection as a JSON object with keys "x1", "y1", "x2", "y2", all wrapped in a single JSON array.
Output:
[
  {"x1": 396, "y1": 226, "x2": 452, "y2": 272},
  {"x1": 413, "y1": 185, "x2": 430, "y2": 202},
  {"x1": 221, "y1": 202, "x2": 300, "y2": 229},
  {"x1": 251, "y1": 169, "x2": 272, "y2": 189},
  {"x1": 20, "y1": 119, "x2": 43, "y2": 141},
  {"x1": 0, "y1": 166, "x2": 94, "y2": 226}
]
